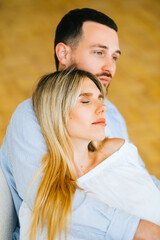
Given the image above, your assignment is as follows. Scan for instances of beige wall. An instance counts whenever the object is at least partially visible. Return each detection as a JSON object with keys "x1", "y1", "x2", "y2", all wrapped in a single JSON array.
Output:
[{"x1": 0, "y1": 0, "x2": 160, "y2": 177}]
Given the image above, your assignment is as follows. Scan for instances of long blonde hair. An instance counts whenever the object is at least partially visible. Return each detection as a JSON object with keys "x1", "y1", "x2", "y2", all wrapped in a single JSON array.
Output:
[{"x1": 30, "y1": 68, "x2": 104, "y2": 240}]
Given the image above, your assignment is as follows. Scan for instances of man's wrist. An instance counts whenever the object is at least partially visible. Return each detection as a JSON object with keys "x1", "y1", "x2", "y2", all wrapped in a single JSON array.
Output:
[{"x1": 133, "y1": 219, "x2": 160, "y2": 240}]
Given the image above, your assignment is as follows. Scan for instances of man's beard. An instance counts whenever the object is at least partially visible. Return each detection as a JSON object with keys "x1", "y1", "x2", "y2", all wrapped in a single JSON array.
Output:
[
  {"x1": 96, "y1": 72, "x2": 112, "y2": 98},
  {"x1": 103, "y1": 82, "x2": 110, "y2": 98}
]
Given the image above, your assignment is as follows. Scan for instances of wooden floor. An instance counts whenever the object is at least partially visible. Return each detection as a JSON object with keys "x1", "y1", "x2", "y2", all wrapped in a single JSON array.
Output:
[{"x1": 0, "y1": 0, "x2": 160, "y2": 178}]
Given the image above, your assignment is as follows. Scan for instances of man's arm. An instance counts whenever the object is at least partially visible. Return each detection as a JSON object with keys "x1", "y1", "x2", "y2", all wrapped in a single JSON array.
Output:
[
  {"x1": 19, "y1": 190, "x2": 160, "y2": 240},
  {"x1": 133, "y1": 220, "x2": 160, "y2": 240},
  {"x1": 72, "y1": 191, "x2": 160, "y2": 240}
]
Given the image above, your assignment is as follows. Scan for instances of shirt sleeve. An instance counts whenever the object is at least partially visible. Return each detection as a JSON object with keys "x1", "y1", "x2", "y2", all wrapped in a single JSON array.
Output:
[{"x1": 70, "y1": 190, "x2": 140, "y2": 240}]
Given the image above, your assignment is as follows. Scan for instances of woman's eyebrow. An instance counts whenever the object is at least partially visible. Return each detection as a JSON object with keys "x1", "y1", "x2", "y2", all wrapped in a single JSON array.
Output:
[
  {"x1": 79, "y1": 93, "x2": 104, "y2": 99},
  {"x1": 79, "y1": 93, "x2": 93, "y2": 97}
]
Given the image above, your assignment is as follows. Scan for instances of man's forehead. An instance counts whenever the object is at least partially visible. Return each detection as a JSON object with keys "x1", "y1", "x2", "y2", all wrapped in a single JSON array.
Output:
[
  {"x1": 82, "y1": 21, "x2": 117, "y2": 34},
  {"x1": 81, "y1": 21, "x2": 119, "y2": 43},
  {"x1": 80, "y1": 22, "x2": 120, "y2": 52}
]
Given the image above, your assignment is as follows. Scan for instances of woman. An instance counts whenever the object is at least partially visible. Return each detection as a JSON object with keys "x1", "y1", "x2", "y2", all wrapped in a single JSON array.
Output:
[{"x1": 20, "y1": 68, "x2": 160, "y2": 240}]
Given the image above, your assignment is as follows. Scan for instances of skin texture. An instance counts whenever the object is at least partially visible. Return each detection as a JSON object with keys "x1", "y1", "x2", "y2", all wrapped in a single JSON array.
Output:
[{"x1": 55, "y1": 20, "x2": 160, "y2": 240}]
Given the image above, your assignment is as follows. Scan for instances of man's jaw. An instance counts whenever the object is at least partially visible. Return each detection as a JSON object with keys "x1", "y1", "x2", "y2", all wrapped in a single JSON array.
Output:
[{"x1": 96, "y1": 73, "x2": 112, "y2": 97}]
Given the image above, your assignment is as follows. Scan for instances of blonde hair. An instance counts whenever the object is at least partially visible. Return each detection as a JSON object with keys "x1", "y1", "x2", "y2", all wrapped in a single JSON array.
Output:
[{"x1": 30, "y1": 68, "x2": 104, "y2": 240}]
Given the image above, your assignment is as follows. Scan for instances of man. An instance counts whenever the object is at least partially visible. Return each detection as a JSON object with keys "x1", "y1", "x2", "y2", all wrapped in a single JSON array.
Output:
[
  {"x1": 0, "y1": 8, "x2": 160, "y2": 240},
  {"x1": 54, "y1": 8, "x2": 129, "y2": 140}
]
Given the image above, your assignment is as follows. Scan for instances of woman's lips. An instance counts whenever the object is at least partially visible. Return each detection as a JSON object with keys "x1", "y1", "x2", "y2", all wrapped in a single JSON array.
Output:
[{"x1": 92, "y1": 119, "x2": 107, "y2": 126}]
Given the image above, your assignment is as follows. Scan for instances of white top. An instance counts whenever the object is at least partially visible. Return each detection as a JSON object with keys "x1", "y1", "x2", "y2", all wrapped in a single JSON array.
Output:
[{"x1": 77, "y1": 141, "x2": 160, "y2": 225}]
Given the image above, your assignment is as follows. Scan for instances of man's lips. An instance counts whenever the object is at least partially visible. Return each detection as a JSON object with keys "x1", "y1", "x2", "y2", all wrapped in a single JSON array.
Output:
[
  {"x1": 92, "y1": 118, "x2": 106, "y2": 126},
  {"x1": 99, "y1": 76, "x2": 111, "y2": 85},
  {"x1": 96, "y1": 73, "x2": 112, "y2": 85}
]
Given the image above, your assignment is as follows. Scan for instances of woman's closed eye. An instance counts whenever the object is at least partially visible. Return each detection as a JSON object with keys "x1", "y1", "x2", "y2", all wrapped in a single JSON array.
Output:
[
  {"x1": 79, "y1": 96, "x2": 91, "y2": 104},
  {"x1": 81, "y1": 100, "x2": 90, "y2": 104}
]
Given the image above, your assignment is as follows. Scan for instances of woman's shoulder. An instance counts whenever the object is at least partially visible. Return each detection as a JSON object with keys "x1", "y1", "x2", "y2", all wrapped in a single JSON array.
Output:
[
  {"x1": 96, "y1": 138, "x2": 125, "y2": 162},
  {"x1": 103, "y1": 138, "x2": 125, "y2": 150}
]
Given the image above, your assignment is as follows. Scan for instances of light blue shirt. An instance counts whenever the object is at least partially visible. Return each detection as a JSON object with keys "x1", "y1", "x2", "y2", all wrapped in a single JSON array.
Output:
[{"x1": 0, "y1": 98, "x2": 159, "y2": 239}]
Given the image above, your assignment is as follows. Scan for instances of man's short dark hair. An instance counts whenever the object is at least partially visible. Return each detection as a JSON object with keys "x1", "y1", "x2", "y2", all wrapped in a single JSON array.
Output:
[{"x1": 54, "y1": 8, "x2": 118, "y2": 69}]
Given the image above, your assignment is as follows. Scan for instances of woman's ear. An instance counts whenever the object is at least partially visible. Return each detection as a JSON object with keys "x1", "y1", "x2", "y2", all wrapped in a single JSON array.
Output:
[{"x1": 55, "y1": 43, "x2": 72, "y2": 69}]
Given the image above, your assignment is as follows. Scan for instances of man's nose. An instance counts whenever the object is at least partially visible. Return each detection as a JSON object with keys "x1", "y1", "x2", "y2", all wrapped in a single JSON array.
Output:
[{"x1": 102, "y1": 57, "x2": 115, "y2": 76}]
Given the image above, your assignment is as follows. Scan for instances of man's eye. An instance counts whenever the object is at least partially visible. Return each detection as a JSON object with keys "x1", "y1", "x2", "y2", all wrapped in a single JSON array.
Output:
[
  {"x1": 112, "y1": 55, "x2": 118, "y2": 61},
  {"x1": 99, "y1": 97, "x2": 104, "y2": 102},
  {"x1": 96, "y1": 51, "x2": 102, "y2": 55},
  {"x1": 94, "y1": 51, "x2": 103, "y2": 56}
]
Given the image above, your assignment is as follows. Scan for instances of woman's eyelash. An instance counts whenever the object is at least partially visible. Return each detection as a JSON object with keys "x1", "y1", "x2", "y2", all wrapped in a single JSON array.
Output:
[{"x1": 81, "y1": 101, "x2": 90, "y2": 104}]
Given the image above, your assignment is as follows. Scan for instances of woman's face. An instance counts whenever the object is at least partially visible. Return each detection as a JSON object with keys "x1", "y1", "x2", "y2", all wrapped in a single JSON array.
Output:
[{"x1": 67, "y1": 77, "x2": 107, "y2": 143}]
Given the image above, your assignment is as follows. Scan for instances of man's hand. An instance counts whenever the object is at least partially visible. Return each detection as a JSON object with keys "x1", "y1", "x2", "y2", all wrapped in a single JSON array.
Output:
[{"x1": 133, "y1": 220, "x2": 160, "y2": 240}]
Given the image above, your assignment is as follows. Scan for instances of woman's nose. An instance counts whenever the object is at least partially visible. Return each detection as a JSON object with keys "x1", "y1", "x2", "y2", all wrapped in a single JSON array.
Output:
[{"x1": 96, "y1": 103, "x2": 107, "y2": 115}]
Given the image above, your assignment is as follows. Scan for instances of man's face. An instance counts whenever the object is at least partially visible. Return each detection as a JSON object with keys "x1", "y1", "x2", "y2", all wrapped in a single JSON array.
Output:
[{"x1": 69, "y1": 21, "x2": 121, "y2": 92}]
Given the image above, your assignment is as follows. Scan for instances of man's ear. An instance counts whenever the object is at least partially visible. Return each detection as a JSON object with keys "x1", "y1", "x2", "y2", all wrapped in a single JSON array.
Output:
[{"x1": 55, "y1": 42, "x2": 72, "y2": 69}]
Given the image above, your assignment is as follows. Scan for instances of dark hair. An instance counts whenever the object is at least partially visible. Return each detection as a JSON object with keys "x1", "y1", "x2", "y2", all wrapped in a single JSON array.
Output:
[{"x1": 54, "y1": 8, "x2": 118, "y2": 69}]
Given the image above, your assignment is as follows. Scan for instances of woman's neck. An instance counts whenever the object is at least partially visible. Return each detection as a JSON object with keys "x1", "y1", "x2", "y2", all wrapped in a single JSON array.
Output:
[{"x1": 71, "y1": 139, "x2": 95, "y2": 177}]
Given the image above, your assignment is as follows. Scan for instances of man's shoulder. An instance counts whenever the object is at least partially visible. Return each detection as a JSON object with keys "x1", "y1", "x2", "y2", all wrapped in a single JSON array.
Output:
[
  {"x1": 13, "y1": 98, "x2": 33, "y2": 116},
  {"x1": 7, "y1": 98, "x2": 40, "y2": 138},
  {"x1": 104, "y1": 98, "x2": 123, "y2": 118},
  {"x1": 11, "y1": 98, "x2": 36, "y2": 124},
  {"x1": 5, "y1": 98, "x2": 45, "y2": 150},
  {"x1": 104, "y1": 99, "x2": 118, "y2": 111},
  {"x1": 104, "y1": 98, "x2": 129, "y2": 140}
]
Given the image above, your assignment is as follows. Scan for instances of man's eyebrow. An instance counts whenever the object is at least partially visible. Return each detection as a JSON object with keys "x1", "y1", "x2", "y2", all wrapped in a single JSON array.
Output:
[
  {"x1": 91, "y1": 44, "x2": 108, "y2": 49},
  {"x1": 115, "y1": 50, "x2": 121, "y2": 55},
  {"x1": 91, "y1": 44, "x2": 121, "y2": 55}
]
